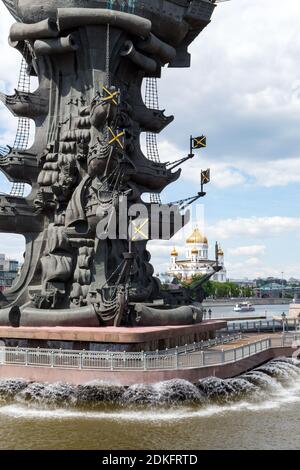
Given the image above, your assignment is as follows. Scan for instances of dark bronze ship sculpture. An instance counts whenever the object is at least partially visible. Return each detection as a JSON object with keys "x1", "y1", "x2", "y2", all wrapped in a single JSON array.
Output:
[{"x1": 0, "y1": 0, "x2": 220, "y2": 327}]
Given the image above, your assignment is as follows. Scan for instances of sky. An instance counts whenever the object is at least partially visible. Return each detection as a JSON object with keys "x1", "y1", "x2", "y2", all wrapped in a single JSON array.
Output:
[{"x1": 1, "y1": 0, "x2": 300, "y2": 280}]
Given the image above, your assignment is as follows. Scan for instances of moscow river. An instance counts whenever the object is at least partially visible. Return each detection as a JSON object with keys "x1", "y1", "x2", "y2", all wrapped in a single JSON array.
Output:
[
  {"x1": 204, "y1": 302, "x2": 289, "y2": 320},
  {"x1": 0, "y1": 305, "x2": 299, "y2": 450},
  {"x1": 0, "y1": 370, "x2": 299, "y2": 450}
]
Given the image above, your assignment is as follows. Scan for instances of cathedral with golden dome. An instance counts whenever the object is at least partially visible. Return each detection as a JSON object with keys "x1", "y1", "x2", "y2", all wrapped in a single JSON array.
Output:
[{"x1": 168, "y1": 227, "x2": 227, "y2": 282}]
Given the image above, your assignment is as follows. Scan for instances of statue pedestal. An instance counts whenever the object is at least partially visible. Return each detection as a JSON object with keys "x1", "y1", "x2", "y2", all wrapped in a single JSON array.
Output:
[{"x1": 0, "y1": 321, "x2": 226, "y2": 352}]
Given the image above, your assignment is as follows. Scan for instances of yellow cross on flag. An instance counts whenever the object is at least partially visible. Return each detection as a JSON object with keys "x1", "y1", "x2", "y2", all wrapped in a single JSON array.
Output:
[
  {"x1": 101, "y1": 86, "x2": 120, "y2": 106},
  {"x1": 129, "y1": 218, "x2": 149, "y2": 241},
  {"x1": 192, "y1": 135, "x2": 206, "y2": 149},
  {"x1": 201, "y1": 169, "x2": 211, "y2": 185},
  {"x1": 108, "y1": 127, "x2": 125, "y2": 149}
]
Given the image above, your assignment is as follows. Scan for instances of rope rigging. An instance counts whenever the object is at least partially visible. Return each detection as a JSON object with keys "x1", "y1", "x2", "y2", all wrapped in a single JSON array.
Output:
[
  {"x1": 145, "y1": 78, "x2": 162, "y2": 205},
  {"x1": 0, "y1": 145, "x2": 9, "y2": 162},
  {"x1": 9, "y1": 43, "x2": 32, "y2": 197},
  {"x1": 105, "y1": 23, "x2": 110, "y2": 88}
]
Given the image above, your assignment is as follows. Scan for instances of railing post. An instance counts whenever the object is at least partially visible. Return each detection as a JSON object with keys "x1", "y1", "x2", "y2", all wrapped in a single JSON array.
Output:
[
  {"x1": 143, "y1": 352, "x2": 147, "y2": 371},
  {"x1": 51, "y1": 351, "x2": 54, "y2": 368},
  {"x1": 234, "y1": 348, "x2": 237, "y2": 362},
  {"x1": 79, "y1": 353, "x2": 83, "y2": 370},
  {"x1": 175, "y1": 347, "x2": 179, "y2": 369},
  {"x1": 221, "y1": 349, "x2": 225, "y2": 363},
  {"x1": 110, "y1": 352, "x2": 114, "y2": 371},
  {"x1": 201, "y1": 350, "x2": 205, "y2": 366},
  {"x1": 25, "y1": 349, "x2": 28, "y2": 366}
]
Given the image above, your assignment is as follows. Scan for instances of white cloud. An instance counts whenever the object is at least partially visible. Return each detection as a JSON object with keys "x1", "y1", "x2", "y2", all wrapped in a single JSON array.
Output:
[
  {"x1": 227, "y1": 259, "x2": 299, "y2": 281},
  {"x1": 245, "y1": 257, "x2": 261, "y2": 266},
  {"x1": 158, "y1": 137, "x2": 300, "y2": 189},
  {"x1": 217, "y1": 158, "x2": 300, "y2": 189},
  {"x1": 0, "y1": 9, "x2": 20, "y2": 90},
  {"x1": 246, "y1": 158, "x2": 300, "y2": 188},
  {"x1": 208, "y1": 216, "x2": 300, "y2": 240},
  {"x1": 157, "y1": 0, "x2": 300, "y2": 169},
  {"x1": 0, "y1": 1, "x2": 300, "y2": 281},
  {"x1": 230, "y1": 245, "x2": 266, "y2": 257}
]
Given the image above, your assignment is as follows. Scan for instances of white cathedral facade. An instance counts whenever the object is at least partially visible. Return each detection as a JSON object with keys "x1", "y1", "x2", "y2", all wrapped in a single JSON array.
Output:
[{"x1": 168, "y1": 227, "x2": 227, "y2": 283}]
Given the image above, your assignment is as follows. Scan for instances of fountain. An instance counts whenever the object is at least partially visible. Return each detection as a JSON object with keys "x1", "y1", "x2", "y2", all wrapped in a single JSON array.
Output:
[{"x1": 0, "y1": 358, "x2": 298, "y2": 407}]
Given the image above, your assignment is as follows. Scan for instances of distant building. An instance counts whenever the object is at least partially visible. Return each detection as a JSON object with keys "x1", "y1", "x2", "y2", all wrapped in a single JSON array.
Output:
[
  {"x1": 168, "y1": 227, "x2": 227, "y2": 282},
  {"x1": 255, "y1": 282, "x2": 300, "y2": 299},
  {"x1": 255, "y1": 277, "x2": 288, "y2": 288},
  {"x1": 0, "y1": 254, "x2": 19, "y2": 292},
  {"x1": 228, "y1": 278, "x2": 256, "y2": 288}
]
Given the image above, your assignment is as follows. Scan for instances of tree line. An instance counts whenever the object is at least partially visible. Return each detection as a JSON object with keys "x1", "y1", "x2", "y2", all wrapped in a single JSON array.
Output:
[{"x1": 179, "y1": 275, "x2": 254, "y2": 299}]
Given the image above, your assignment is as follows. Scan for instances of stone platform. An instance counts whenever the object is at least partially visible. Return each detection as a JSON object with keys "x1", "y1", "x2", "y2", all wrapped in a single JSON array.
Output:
[
  {"x1": 0, "y1": 334, "x2": 296, "y2": 386},
  {"x1": 0, "y1": 321, "x2": 226, "y2": 352}
]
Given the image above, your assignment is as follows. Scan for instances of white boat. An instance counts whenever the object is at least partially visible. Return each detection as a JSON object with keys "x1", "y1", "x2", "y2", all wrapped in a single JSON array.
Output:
[{"x1": 233, "y1": 302, "x2": 255, "y2": 312}]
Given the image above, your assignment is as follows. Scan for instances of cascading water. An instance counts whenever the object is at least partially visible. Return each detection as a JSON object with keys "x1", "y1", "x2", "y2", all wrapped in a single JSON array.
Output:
[
  {"x1": 240, "y1": 370, "x2": 280, "y2": 389},
  {"x1": 0, "y1": 379, "x2": 30, "y2": 401},
  {"x1": 122, "y1": 380, "x2": 204, "y2": 406},
  {"x1": 0, "y1": 358, "x2": 299, "y2": 410}
]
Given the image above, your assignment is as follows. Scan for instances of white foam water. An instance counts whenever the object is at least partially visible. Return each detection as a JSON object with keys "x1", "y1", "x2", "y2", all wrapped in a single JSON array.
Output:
[{"x1": 0, "y1": 358, "x2": 299, "y2": 423}]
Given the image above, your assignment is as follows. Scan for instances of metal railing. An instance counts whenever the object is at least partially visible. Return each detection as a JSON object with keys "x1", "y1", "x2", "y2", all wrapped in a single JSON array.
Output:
[
  {"x1": 0, "y1": 334, "x2": 299, "y2": 372},
  {"x1": 155, "y1": 333, "x2": 242, "y2": 356},
  {"x1": 226, "y1": 319, "x2": 300, "y2": 334},
  {"x1": 269, "y1": 332, "x2": 300, "y2": 348}
]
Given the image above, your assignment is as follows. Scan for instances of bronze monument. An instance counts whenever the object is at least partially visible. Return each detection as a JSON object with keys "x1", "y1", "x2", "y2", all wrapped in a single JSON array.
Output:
[{"x1": 0, "y1": 1, "x2": 219, "y2": 328}]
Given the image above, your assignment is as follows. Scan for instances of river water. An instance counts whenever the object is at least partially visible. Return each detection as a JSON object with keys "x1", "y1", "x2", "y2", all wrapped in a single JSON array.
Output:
[
  {"x1": 205, "y1": 303, "x2": 289, "y2": 320},
  {"x1": 0, "y1": 358, "x2": 299, "y2": 450}
]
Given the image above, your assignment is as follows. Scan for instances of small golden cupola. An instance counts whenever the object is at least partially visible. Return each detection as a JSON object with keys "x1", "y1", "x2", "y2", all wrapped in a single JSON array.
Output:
[
  {"x1": 171, "y1": 247, "x2": 178, "y2": 257},
  {"x1": 191, "y1": 247, "x2": 199, "y2": 255},
  {"x1": 218, "y1": 247, "x2": 224, "y2": 256}
]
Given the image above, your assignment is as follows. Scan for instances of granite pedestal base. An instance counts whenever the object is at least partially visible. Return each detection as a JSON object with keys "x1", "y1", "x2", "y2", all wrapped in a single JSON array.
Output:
[{"x1": 0, "y1": 321, "x2": 226, "y2": 352}]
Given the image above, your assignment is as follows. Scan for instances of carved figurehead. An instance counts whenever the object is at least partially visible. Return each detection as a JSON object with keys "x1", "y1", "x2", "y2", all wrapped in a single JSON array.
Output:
[{"x1": 0, "y1": 0, "x2": 217, "y2": 327}]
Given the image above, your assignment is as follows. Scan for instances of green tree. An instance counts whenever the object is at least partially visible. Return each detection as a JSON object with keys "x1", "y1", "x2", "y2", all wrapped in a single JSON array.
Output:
[{"x1": 178, "y1": 276, "x2": 250, "y2": 299}]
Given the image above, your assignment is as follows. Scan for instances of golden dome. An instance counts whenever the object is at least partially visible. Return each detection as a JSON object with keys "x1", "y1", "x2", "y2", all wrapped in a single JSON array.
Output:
[
  {"x1": 171, "y1": 247, "x2": 178, "y2": 257},
  {"x1": 218, "y1": 248, "x2": 224, "y2": 256},
  {"x1": 191, "y1": 247, "x2": 199, "y2": 254},
  {"x1": 186, "y1": 227, "x2": 207, "y2": 244}
]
